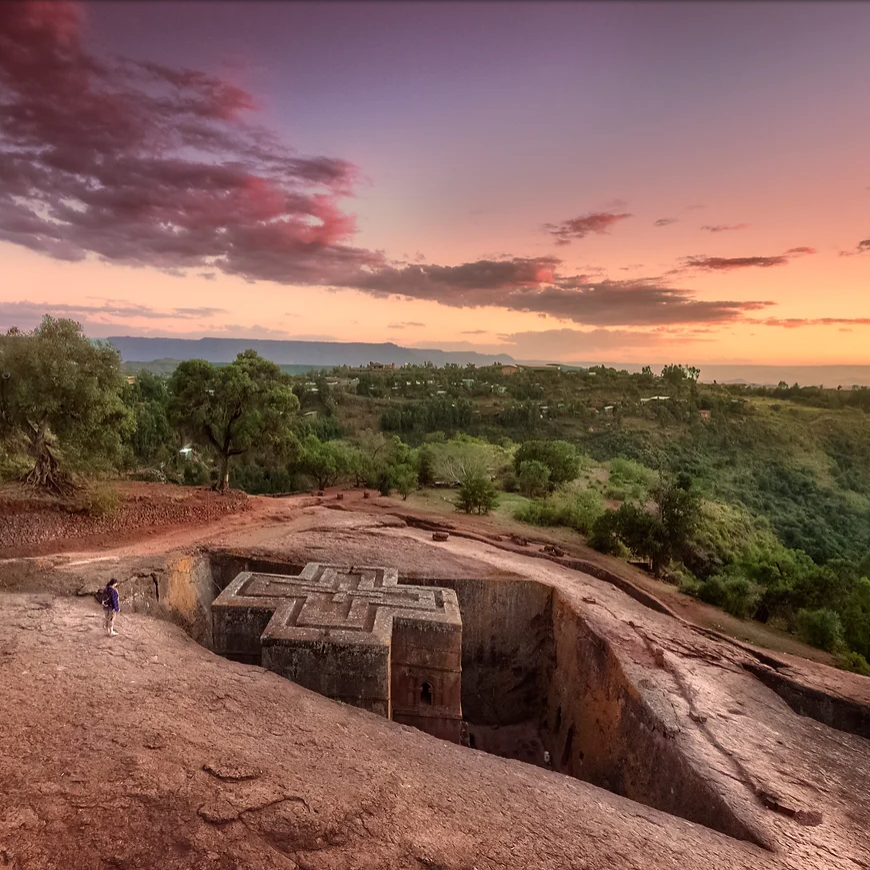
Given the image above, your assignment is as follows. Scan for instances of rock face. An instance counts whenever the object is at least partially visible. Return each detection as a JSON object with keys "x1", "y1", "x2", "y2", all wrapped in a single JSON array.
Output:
[
  {"x1": 2, "y1": 501, "x2": 870, "y2": 870},
  {"x1": 0, "y1": 594, "x2": 787, "y2": 870},
  {"x1": 212, "y1": 563, "x2": 464, "y2": 742}
]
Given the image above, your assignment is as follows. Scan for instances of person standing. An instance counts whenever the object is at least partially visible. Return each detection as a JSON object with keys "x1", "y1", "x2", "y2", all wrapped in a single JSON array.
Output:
[{"x1": 101, "y1": 578, "x2": 120, "y2": 636}]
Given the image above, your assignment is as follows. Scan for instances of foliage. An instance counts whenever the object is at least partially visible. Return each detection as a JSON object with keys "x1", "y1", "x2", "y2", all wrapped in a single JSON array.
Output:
[
  {"x1": 606, "y1": 457, "x2": 657, "y2": 500},
  {"x1": 429, "y1": 436, "x2": 506, "y2": 485},
  {"x1": 7, "y1": 317, "x2": 870, "y2": 668},
  {"x1": 392, "y1": 463, "x2": 418, "y2": 500},
  {"x1": 416, "y1": 445, "x2": 436, "y2": 487},
  {"x1": 517, "y1": 459, "x2": 551, "y2": 497},
  {"x1": 514, "y1": 486, "x2": 604, "y2": 534},
  {"x1": 456, "y1": 473, "x2": 499, "y2": 515},
  {"x1": 514, "y1": 440, "x2": 580, "y2": 486},
  {"x1": 168, "y1": 350, "x2": 300, "y2": 490},
  {"x1": 697, "y1": 573, "x2": 758, "y2": 619},
  {"x1": 297, "y1": 436, "x2": 356, "y2": 490},
  {"x1": 833, "y1": 651, "x2": 870, "y2": 676},
  {"x1": 0, "y1": 316, "x2": 133, "y2": 492},
  {"x1": 122, "y1": 370, "x2": 173, "y2": 466},
  {"x1": 795, "y1": 608, "x2": 844, "y2": 652},
  {"x1": 75, "y1": 483, "x2": 122, "y2": 518}
]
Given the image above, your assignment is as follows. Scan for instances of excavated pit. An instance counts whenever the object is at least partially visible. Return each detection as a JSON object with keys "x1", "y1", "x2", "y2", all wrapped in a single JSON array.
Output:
[{"x1": 138, "y1": 549, "x2": 764, "y2": 846}]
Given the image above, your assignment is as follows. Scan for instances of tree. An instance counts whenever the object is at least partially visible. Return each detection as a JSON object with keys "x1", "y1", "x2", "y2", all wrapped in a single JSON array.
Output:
[
  {"x1": 168, "y1": 350, "x2": 299, "y2": 491},
  {"x1": 429, "y1": 437, "x2": 501, "y2": 485},
  {"x1": 392, "y1": 463, "x2": 418, "y2": 500},
  {"x1": 123, "y1": 371, "x2": 173, "y2": 466},
  {"x1": 298, "y1": 436, "x2": 354, "y2": 490},
  {"x1": 0, "y1": 316, "x2": 132, "y2": 493},
  {"x1": 456, "y1": 473, "x2": 499, "y2": 515},
  {"x1": 611, "y1": 503, "x2": 669, "y2": 572},
  {"x1": 654, "y1": 473, "x2": 701, "y2": 565},
  {"x1": 415, "y1": 445, "x2": 436, "y2": 487},
  {"x1": 514, "y1": 440, "x2": 580, "y2": 486},
  {"x1": 517, "y1": 459, "x2": 551, "y2": 498}
]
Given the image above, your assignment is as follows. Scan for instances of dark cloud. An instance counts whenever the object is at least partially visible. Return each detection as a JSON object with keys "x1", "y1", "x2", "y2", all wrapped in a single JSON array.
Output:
[
  {"x1": 0, "y1": 3, "x2": 783, "y2": 333},
  {"x1": 839, "y1": 239, "x2": 870, "y2": 257},
  {"x1": 337, "y1": 257, "x2": 772, "y2": 326},
  {"x1": 654, "y1": 218, "x2": 678, "y2": 227},
  {"x1": 387, "y1": 321, "x2": 425, "y2": 329},
  {"x1": 461, "y1": 330, "x2": 488, "y2": 335},
  {"x1": 0, "y1": 1, "x2": 372, "y2": 283},
  {"x1": 681, "y1": 247, "x2": 815, "y2": 271},
  {"x1": 683, "y1": 254, "x2": 787, "y2": 271},
  {"x1": 700, "y1": 223, "x2": 749, "y2": 233},
  {"x1": 544, "y1": 211, "x2": 632, "y2": 245}
]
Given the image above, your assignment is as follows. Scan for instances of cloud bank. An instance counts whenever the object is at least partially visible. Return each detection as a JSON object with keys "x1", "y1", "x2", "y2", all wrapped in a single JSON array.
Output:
[{"x1": 0, "y1": 2, "x2": 823, "y2": 338}]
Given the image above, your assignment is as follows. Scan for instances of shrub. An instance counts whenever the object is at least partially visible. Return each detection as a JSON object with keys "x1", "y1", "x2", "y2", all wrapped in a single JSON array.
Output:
[
  {"x1": 517, "y1": 459, "x2": 550, "y2": 498},
  {"x1": 610, "y1": 456, "x2": 656, "y2": 489},
  {"x1": 698, "y1": 576, "x2": 727, "y2": 608},
  {"x1": 514, "y1": 440, "x2": 580, "y2": 486},
  {"x1": 376, "y1": 468, "x2": 393, "y2": 496},
  {"x1": 589, "y1": 510, "x2": 622, "y2": 554},
  {"x1": 77, "y1": 484, "x2": 121, "y2": 518},
  {"x1": 183, "y1": 462, "x2": 210, "y2": 487},
  {"x1": 499, "y1": 469, "x2": 519, "y2": 493},
  {"x1": 514, "y1": 488, "x2": 604, "y2": 535},
  {"x1": 696, "y1": 571, "x2": 757, "y2": 618},
  {"x1": 795, "y1": 608, "x2": 844, "y2": 652},
  {"x1": 675, "y1": 572, "x2": 703, "y2": 598},
  {"x1": 833, "y1": 651, "x2": 870, "y2": 676},
  {"x1": 456, "y1": 474, "x2": 499, "y2": 515},
  {"x1": 392, "y1": 463, "x2": 418, "y2": 500},
  {"x1": 0, "y1": 449, "x2": 32, "y2": 482}
]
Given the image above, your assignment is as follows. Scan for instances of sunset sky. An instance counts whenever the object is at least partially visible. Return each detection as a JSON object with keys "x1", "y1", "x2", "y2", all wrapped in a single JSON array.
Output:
[{"x1": 1, "y1": 0, "x2": 868, "y2": 364}]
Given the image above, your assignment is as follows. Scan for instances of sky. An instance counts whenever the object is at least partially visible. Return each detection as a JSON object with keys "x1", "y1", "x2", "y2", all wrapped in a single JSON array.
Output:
[{"x1": 0, "y1": 0, "x2": 868, "y2": 364}]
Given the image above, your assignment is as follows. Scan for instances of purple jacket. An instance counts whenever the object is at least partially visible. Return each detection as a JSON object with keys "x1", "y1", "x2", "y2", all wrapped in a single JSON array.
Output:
[{"x1": 102, "y1": 586, "x2": 120, "y2": 613}]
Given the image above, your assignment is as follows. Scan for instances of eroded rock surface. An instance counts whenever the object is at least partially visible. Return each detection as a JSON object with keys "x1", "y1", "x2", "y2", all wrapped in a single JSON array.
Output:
[{"x1": 1, "y1": 502, "x2": 868, "y2": 869}]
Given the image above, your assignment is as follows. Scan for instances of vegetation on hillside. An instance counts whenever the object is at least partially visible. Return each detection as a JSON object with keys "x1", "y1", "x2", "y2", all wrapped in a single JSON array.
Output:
[{"x1": 3, "y1": 317, "x2": 870, "y2": 673}]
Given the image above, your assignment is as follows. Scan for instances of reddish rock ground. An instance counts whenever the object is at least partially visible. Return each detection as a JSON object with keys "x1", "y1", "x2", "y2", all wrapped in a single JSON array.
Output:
[{"x1": 1, "y1": 483, "x2": 869, "y2": 869}]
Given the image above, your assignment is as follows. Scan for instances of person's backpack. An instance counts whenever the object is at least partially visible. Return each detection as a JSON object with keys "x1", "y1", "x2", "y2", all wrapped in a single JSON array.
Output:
[{"x1": 99, "y1": 586, "x2": 112, "y2": 608}]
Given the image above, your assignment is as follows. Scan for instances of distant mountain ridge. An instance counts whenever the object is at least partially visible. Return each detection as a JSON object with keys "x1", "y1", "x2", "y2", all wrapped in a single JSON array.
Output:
[
  {"x1": 106, "y1": 336, "x2": 870, "y2": 388},
  {"x1": 107, "y1": 336, "x2": 517, "y2": 368}
]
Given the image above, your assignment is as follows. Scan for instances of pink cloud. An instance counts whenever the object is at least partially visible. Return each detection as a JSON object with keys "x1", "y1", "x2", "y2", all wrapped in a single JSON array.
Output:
[
  {"x1": 681, "y1": 247, "x2": 815, "y2": 272},
  {"x1": 700, "y1": 223, "x2": 749, "y2": 233},
  {"x1": 759, "y1": 317, "x2": 870, "y2": 329},
  {"x1": 0, "y1": 1, "x2": 370, "y2": 282},
  {"x1": 0, "y1": 3, "x2": 778, "y2": 332},
  {"x1": 839, "y1": 239, "x2": 870, "y2": 257},
  {"x1": 544, "y1": 211, "x2": 633, "y2": 245}
]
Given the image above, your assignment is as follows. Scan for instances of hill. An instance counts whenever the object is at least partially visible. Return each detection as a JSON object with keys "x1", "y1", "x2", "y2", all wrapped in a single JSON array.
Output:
[{"x1": 107, "y1": 336, "x2": 518, "y2": 368}]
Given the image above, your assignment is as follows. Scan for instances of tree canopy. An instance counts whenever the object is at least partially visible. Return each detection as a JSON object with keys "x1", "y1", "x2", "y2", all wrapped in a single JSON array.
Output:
[
  {"x1": 168, "y1": 350, "x2": 299, "y2": 490},
  {"x1": 514, "y1": 440, "x2": 580, "y2": 486},
  {"x1": 0, "y1": 316, "x2": 131, "y2": 492}
]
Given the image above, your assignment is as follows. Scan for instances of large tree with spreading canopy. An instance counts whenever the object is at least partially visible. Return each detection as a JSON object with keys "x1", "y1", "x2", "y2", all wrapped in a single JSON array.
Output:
[
  {"x1": 0, "y1": 316, "x2": 132, "y2": 493},
  {"x1": 168, "y1": 350, "x2": 300, "y2": 491}
]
